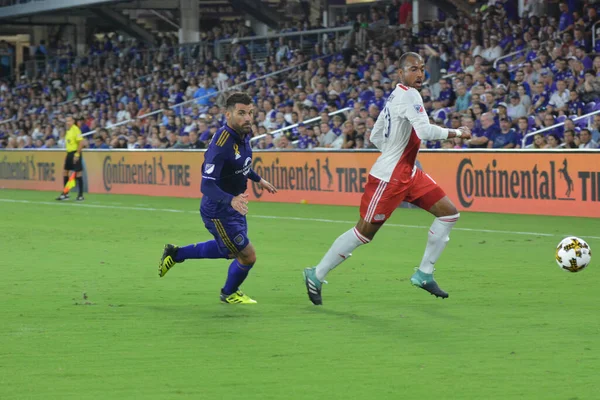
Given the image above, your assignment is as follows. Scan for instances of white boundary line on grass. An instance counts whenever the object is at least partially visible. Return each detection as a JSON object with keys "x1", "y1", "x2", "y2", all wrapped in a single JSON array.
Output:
[{"x1": 1, "y1": 198, "x2": 597, "y2": 240}]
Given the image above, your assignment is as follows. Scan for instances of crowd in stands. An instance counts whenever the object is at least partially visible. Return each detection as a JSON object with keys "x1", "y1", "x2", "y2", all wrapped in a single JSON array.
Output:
[{"x1": 1, "y1": 0, "x2": 600, "y2": 152}]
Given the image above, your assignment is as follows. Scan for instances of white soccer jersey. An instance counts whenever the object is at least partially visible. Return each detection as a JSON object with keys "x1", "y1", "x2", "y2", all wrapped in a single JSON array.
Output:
[{"x1": 369, "y1": 84, "x2": 451, "y2": 185}]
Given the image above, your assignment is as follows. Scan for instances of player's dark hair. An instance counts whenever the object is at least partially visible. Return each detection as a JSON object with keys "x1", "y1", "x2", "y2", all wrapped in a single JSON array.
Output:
[
  {"x1": 226, "y1": 92, "x2": 252, "y2": 110},
  {"x1": 399, "y1": 52, "x2": 422, "y2": 70}
]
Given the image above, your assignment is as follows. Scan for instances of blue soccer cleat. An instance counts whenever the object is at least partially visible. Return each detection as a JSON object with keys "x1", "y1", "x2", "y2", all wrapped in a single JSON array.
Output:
[
  {"x1": 303, "y1": 267, "x2": 323, "y2": 305},
  {"x1": 410, "y1": 269, "x2": 449, "y2": 298}
]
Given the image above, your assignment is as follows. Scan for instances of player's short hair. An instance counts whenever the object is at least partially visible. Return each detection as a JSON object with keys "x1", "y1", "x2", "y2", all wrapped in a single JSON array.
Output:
[
  {"x1": 225, "y1": 92, "x2": 253, "y2": 110},
  {"x1": 399, "y1": 52, "x2": 423, "y2": 70}
]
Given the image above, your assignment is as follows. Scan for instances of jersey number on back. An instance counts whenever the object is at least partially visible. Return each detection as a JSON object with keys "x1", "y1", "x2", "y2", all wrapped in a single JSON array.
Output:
[{"x1": 383, "y1": 106, "x2": 392, "y2": 138}]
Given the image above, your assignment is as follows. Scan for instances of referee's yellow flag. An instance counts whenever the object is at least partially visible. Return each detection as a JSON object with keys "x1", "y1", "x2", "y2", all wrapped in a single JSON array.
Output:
[{"x1": 63, "y1": 172, "x2": 76, "y2": 194}]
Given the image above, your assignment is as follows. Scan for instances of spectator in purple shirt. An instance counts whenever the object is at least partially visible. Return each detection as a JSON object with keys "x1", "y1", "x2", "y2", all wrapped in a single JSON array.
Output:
[
  {"x1": 573, "y1": 27, "x2": 589, "y2": 52},
  {"x1": 367, "y1": 87, "x2": 385, "y2": 111},
  {"x1": 530, "y1": 81, "x2": 549, "y2": 113},
  {"x1": 526, "y1": 38, "x2": 540, "y2": 63},
  {"x1": 297, "y1": 126, "x2": 319, "y2": 149},
  {"x1": 488, "y1": 117, "x2": 519, "y2": 148},
  {"x1": 515, "y1": 116, "x2": 537, "y2": 147},
  {"x1": 447, "y1": 52, "x2": 463, "y2": 74},
  {"x1": 559, "y1": 2, "x2": 574, "y2": 32},
  {"x1": 437, "y1": 78, "x2": 455, "y2": 107},
  {"x1": 467, "y1": 112, "x2": 493, "y2": 148},
  {"x1": 566, "y1": 90, "x2": 585, "y2": 116},
  {"x1": 540, "y1": 113, "x2": 562, "y2": 137},
  {"x1": 90, "y1": 136, "x2": 110, "y2": 149},
  {"x1": 358, "y1": 79, "x2": 374, "y2": 103},
  {"x1": 575, "y1": 46, "x2": 593, "y2": 70}
]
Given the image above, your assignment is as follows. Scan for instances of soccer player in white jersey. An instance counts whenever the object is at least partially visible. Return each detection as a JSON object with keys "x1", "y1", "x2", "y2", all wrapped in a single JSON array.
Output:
[{"x1": 303, "y1": 52, "x2": 472, "y2": 305}]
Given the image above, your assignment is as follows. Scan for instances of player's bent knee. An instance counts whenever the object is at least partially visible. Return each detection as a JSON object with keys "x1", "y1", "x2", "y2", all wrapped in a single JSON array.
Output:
[
  {"x1": 431, "y1": 197, "x2": 459, "y2": 217},
  {"x1": 237, "y1": 245, "x2": 257, "y2": 266},
  {"x1": 356, "y1": 218, "x2": 382, "y2": 241},
  {"x1": 238, "y1": 252, "x2": 256, "y2": 266},
  {"x1": 445, "y1": 205, "x2": 459, "y2": 216},
  {"x1": 232, "y1": 241, "x2": 256, "y2": 265}
]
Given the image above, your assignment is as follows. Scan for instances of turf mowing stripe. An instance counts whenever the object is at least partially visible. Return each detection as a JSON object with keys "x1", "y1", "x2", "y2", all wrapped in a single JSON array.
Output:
[{"x1": 0, "y1": 198, "x2": 597, "y2": 240}]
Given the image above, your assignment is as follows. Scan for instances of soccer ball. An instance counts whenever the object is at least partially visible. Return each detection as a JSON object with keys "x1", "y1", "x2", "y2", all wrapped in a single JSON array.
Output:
[{"x1": 555, "y1": 236, "x2": 592, "y2": 273}]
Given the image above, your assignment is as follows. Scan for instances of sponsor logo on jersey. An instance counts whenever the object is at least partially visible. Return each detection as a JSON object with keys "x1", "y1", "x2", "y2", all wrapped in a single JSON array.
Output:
[
  {"x1": 374, "y1": 214, "x2": 386, "y2": 221},
  {"x1": 234, "y1": 157, "x2": 252, "y2": 176}
]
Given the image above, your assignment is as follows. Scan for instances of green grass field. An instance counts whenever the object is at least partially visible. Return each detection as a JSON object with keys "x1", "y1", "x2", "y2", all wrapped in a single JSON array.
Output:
[{"x1": 1, "y1": 189, "x2": 598, "y2": 400}]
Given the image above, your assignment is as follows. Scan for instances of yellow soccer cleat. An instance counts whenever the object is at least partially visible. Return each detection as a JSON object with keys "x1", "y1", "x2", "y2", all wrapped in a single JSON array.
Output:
[
  {"x1": 220, "y1": 290, "x2": 257, "y2": 304},
  {"x1": 158, "y1": 244, "x2": 179, "y2": 277}
]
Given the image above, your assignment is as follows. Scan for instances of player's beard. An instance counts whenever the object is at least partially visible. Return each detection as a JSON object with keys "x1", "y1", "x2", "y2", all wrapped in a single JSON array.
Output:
[
  {"x1": 235, "y1": 122, "x2": 252, "y2": 136},
  {"x1": 411, "y1": 78, "x2": 423, "y2": 89}
]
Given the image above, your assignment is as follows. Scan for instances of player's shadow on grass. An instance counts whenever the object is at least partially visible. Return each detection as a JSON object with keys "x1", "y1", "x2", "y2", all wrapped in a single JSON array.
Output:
[
  {"x1": 144, "y1": 304, "x2": 259, "y2": 321},
  {"x1": 309, "y1": 307, "x2": 403, "y2": 333},
  {"x1": 307, "y1": 301, "x2": 461, "y2": 329},
  {"x1": 404, "y1": 303, "x2": 463, "y2": 321}
]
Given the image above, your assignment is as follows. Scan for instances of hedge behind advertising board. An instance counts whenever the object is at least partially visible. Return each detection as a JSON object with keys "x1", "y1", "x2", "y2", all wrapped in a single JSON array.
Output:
[{"x1": 1, "y1": 150, "x2": 598, "y2": 218}]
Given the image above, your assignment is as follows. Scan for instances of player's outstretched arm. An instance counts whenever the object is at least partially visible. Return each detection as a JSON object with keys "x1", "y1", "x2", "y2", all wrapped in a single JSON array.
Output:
[
  {"x1": 258, "y1": 179, "x2": 277, "y2": 194},
  {"x1": 451, "y1": 126, "x2": 472, "y2": 140},
  {"x1": 402, "y1": 89, "x2": 462, "y2": 141},
  {"x1": 247, "y1": 168, "x2": 276, "y2": 194}
]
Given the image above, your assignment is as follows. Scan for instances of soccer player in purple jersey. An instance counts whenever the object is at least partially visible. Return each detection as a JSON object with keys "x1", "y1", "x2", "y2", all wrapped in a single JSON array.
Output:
[{"x1": 158, "y1": 92, "x2": 277, "y2": 304}]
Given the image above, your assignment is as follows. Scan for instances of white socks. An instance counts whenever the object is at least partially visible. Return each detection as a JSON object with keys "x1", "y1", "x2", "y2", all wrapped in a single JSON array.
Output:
[
  {"x1": 418, "y1": 213, "x2": 460, "y2": 274},
  {"x1": 315, "y1": 227, "x2": 370, "y2": 281},
  {"x1": 314, "y1": 213, "x2": 458, "y2": 282}
]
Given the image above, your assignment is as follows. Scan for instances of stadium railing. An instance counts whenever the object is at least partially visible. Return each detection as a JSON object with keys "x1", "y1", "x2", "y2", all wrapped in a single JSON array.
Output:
[
  {"x1": 83, "y1": 108, "x2": 166, "y2": 139},
  {"x1": 81, "y1": 54, "x2": 334, "y2": 139},
  {"x1": 0, "y1": 116, "x2": 13, "y2": 125},
  {"x1": 214, "y1": 26, "x2": 352, "y2": 61},
  {"x1": 167, "y1": 54, "x2": 335, "y2": 116},
  {"x1": 21, "y1": 26, "x2": 345, "y2": 79},
  {"x1": 493, "y1": 36, "x2": 560, "y2": 72},
  {"x1": 249, "y1": 107, "x2": 353, "y2": 146},
  {"x1": 520, "y1": 109, "x2": 600, "y2": 148},
  {"x1": 0, "y1": 0, "x2": 34, "y2": 5},
  {"x1": 593, "y1": 21, "x2": 600, "y2": 51},
  {"x1": 22, "y1": 42, "x2": 209, "y2": 78},
  {"x1": 0, "y1": 61, "x2": 159, "y2": 127}
]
